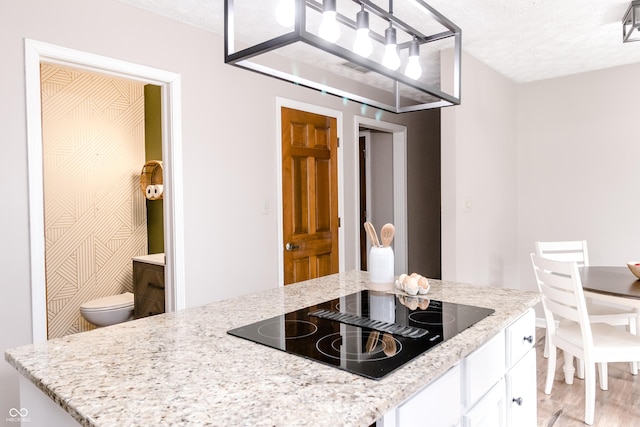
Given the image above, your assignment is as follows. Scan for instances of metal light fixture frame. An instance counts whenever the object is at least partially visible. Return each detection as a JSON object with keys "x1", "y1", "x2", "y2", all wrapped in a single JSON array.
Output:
[
  {"x1": 623, "y1": 0, "x2": 640, "y2": 43},
  {"x1": 224, "y1": 0, "x2": 461, "y2": 113}
]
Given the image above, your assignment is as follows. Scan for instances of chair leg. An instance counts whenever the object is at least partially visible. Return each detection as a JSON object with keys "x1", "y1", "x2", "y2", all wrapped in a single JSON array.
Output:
[
  {"x1": 544, "y1": 332, "x2": 549, "y2": 358},
  {"x1": 562, "y1": 351, "x2": 575, "y2": 385},
  {"x1": 598, "y1": 363, "x2": 608, "y2": 391},
  {"x1": 630, "y1": 320, "x2": 638, "y2": 375},
  {"x1": 585, "y1": 362, "x2": 596, "y2": 425},
  {"x1": 577, "y1": 358, "x2": 585, "y2": 379},
  {"x1": 545, "y1": 344, "x2": 556, "y2": 394}
]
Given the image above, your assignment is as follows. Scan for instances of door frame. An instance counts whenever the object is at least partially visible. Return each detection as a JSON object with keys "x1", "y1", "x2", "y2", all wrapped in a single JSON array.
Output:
[
  {"x1": 275, "y1": 98, "x2": 345, "y2": 286},
  {"x1": 355, "y1": 116, "x2": 408, "y2": 274},
  {"x1": 24, "y1": 39, "x2": 186, "y2": 342}
]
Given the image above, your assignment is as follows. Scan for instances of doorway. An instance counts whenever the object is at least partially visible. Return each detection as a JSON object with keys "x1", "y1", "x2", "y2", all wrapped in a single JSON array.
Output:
[
  {"x1": 358, "y1": 129, "x2": 395, "y2": 271},
  {"x1": 355, "y1": 117, "x2": 408, "y2": 275},
  {"x1": 25, "y1": 39, "x2": 185, "y2": 342},
  {"x1": 40, "y1": 64, "x2": 160, "y2": 338}
]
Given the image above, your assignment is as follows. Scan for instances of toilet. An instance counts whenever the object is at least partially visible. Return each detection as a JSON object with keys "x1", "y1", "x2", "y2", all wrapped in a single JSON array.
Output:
[{"x1": 80, "y1": 292, "x2": 134, "y2": 327}]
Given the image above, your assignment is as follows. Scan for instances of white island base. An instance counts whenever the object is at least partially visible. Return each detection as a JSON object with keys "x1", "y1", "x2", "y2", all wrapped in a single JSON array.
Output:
[
  {"x1": 378, "y1": 309, "x2": 536, "y2": 427},
  {"x1": 19, "y1": 376, "x2": 80, "y2": 426},
  {"x1": 6, "y1": 271, "x2": 541, "y2": 427}
]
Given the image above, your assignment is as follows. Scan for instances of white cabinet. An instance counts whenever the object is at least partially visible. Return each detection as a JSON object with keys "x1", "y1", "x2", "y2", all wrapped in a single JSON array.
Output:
[
  {"x1": 397, "y1": 363, "x2": 462, "y2": 427},
  {"x1": 504, "y1": 309, "x2": 536, "y2": 427},
  {"x1": 379, "y1": 309, "x2": 536, "y2": 427},
  {"x1": 462, "y1": 331, "x2": 505, "y2": 409},
  {"x1": 505, "y1": 348, "x2": 536, "y2": 426},
  {"x1": 463, "y1": 379, "x2": 506, "y2": 427},
  {"x1": 506, "y1": 309, "x2": 535, "y2": 367}
]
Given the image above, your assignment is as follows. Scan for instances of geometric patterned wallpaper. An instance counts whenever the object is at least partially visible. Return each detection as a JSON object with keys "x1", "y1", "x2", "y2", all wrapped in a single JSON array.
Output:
[{"x1": 41, "y1": 64, "x2": 148, "y2": 338}]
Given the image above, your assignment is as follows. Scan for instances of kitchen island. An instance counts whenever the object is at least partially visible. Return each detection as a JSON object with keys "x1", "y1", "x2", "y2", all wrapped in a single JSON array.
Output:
[{"x1": 5, "y1": 271, "x2": 540, "y2": 426}]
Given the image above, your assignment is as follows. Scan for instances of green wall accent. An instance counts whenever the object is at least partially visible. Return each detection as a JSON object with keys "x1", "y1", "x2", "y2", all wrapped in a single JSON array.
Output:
[{"x1": 144, "y1": 84, "x2": 164, "y2": 254}]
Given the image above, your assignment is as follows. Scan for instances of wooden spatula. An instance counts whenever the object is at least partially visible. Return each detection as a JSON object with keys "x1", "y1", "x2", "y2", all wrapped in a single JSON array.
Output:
[
  {"x1": 380, "y1": 223, "x2": 395, "y2": 247},
  {"x1": 364, "y1": 222, "x2": 380, "y2": 247}
]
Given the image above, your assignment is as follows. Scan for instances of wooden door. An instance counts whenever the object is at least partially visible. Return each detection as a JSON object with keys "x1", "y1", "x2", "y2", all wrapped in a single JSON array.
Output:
[{"x1": 281, "y1": 107, "x2": 339, "y2": 285}]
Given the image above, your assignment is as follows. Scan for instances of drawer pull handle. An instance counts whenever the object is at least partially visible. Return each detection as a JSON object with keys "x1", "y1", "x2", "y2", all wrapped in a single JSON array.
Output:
[
  {"x1": 512, "y1": 397, "x2": 523, "y2": 406},
  {"x1": 523, "y1": 335, "x2": 533, "y2": 344}
]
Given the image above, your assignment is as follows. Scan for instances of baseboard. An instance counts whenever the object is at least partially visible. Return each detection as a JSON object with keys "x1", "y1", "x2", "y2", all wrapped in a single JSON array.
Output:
[{"x1": 536, "y1": 317, "x2": 547, "y2": 328}]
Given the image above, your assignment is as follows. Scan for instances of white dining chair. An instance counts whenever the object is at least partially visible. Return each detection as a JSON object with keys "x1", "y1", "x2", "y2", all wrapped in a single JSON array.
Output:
[
  {"x1": 531, "y1": 254, "x2": 640, "y2": 425},
  {"x1": 534, "y1": 240, "x2": 638, "y2": 373}
]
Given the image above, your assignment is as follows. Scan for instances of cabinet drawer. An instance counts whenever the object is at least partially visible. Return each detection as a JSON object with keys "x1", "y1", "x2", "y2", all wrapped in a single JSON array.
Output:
[
  {"x1": 397, "y1": 364, "x2": 462, "y2": 427},
  {"x1": 505, "y1": 309, "x2": 535, "y2": 368},
  {"x1": 462, "y1": 331, "x2": 505, "y2": 409}
]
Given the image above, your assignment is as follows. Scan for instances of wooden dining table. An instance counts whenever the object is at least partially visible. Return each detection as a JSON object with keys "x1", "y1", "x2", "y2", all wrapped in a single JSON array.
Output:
[
  {"x1": 580, "y1": 266, "x2": 640, "y2": 301},
  {"x1": 573, "y1": 266, "x2": 640, "y2": 377},
  {"x1": 579, "y1": 265, "x2": 640, "y2": 330}
]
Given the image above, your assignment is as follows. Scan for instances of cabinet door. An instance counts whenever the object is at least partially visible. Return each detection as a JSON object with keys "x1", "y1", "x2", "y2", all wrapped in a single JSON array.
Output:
[
  {"x1": 463, "y1": 331, "x2": 505, "y2": 409},
  {"x1": 505, "y1": 348, "x2": 537, "y2": 427},
  {"x1": 396, "y1": 364, "x2": 462, "y2": 427},
  {"x1": 133, "y1": 261, "x2": 165, "y2": 318},
  {"x1": 463, "y1": 379, "x2": 506, "y2": 427}
]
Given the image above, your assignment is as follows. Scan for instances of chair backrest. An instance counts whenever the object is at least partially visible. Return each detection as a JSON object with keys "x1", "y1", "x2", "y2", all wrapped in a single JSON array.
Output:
[
  {"x1": 530, "y1": 253, "x2": 593, "y2": 350},
  {"x1": 535, "y1": 240, "x2": 589, "y2": 267}
]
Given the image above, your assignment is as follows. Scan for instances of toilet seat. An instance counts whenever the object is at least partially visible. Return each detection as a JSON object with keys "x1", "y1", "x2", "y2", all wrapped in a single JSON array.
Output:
[{"x1": 80, "y1": 292, "x2": 134, "y2": 312}]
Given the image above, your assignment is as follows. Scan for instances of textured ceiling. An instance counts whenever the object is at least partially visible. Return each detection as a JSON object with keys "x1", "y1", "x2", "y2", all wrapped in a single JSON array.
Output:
[{"x1": 117, "y1": 0, "x2": 640, "y2": 83}]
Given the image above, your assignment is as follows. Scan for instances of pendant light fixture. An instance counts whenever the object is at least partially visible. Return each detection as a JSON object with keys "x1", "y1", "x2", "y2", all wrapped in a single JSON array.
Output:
[
  {"x1": 353, "y1": 5, "x2": 372, "y2": 57},
  {"x1": 319, "y1": 0, "x2": 340, "y2": 42},
  {"x1": 404, "y1": 38, "x2": 422, "y2": 79},
  {"x1": 225, "y1": 0, "x2": 462, "y2": 113},
  {"x1": 623, "y1": 1, "x2": 640, "y2": 42},
  {"x1": 381, "y1": 23, "x2": 401, "y2": 71},
  {"x1": 275, "y1": 0, "x2": 296, "y2": 28}
]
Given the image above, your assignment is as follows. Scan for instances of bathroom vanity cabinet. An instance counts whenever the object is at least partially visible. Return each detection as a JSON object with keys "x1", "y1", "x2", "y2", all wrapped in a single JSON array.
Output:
[{"x1": 132, "y1": 254, "x2": 165, "y2": 319}]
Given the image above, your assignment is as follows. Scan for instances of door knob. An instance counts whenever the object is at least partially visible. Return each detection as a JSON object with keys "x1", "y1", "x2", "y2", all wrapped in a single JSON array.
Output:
[{"x1": 285, "y1": 242, "x2": 299, "y2": 251}]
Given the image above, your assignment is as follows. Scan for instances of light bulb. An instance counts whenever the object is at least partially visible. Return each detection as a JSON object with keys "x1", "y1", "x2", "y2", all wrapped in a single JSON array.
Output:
[
  {"x1": 319, "y1": 10, "x2": 340, "y2": 42},
  {"x1": 353, "y1": 9, "x2": 372, "y2": 57},
  {"x1": 275, "y1": 0, "x2": 295, "y2": 28},
  {"x1": 405, "y1": 56, "x2": 422, "y2": 79},
  {"x1": 404, "y1": 39, "x2": 422, "y2": 79},
  {"x1": 354, "y1": 28, "x2": 372, "y2": 57},
  {"x1": 382, "y1": 25, "x2": 400, "y2": 70},
  {"x1": 383, "y1": 44, "x2": 401, "y2": 70}
]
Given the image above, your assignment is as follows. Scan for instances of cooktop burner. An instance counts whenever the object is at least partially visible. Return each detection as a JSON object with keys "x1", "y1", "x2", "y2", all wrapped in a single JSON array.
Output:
[{"x1": 227, "y1": 290, "x2": 494, "y2": 380}]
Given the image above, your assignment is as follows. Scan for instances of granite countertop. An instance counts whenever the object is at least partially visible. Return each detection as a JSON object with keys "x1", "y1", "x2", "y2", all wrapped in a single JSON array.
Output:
[{"x1": 5, "y1": 271, "x2": 540, "y2": 427}]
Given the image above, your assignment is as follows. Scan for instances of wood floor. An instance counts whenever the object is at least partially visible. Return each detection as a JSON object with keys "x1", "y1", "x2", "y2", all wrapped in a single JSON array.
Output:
[{"x1": 535, "y1": 328, "x2": 640, "y2": 426}]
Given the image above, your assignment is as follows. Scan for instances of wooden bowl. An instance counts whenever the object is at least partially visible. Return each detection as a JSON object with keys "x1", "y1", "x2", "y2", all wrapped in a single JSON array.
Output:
[{"x1": 627, "y1": 262, "x2": 640, "y2": 279}]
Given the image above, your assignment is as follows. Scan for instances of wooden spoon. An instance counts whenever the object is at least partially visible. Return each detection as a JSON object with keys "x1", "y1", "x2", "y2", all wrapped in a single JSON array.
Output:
[
  {"x1": 365, "y1": 330, "x2": 380, "y2": 353},
  {"x1": 382, "y1": 333, "x2": 397, "y2": 357},
  {"x1": 380, "y1": 223, "x2": 395, "y2": 247},
  {"x1": 364, "y1": 222, "x2": 380, "y2": 247}
]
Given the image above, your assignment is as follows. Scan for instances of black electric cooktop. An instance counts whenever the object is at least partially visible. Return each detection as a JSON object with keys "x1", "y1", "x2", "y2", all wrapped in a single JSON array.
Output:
[{"x1": 227, "y1": 290, "x2": 494, "y2": 380}]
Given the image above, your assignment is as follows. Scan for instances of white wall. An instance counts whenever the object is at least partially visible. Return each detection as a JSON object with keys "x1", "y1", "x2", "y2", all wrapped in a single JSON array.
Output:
[
  {"x1": 517, "y1": 62, "x2": 640, "y2": 293},
  {"x1": 370, "y1": 131, "x2": 394, "y2": 231},
  {"x1": 441, "y1": 51, "x2": 519, "y2": 287},
  {"x1": 0, "y1": 0, "x2": 437, "y2": 413}
]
